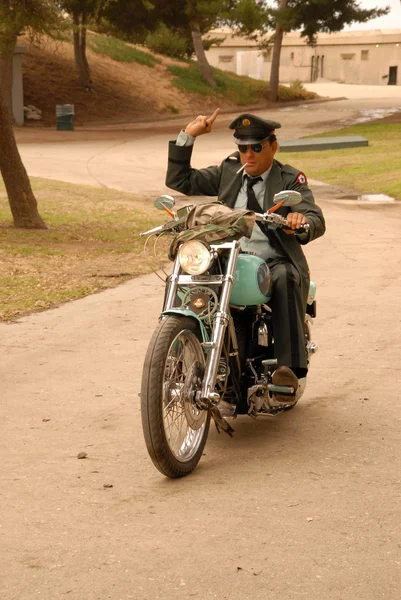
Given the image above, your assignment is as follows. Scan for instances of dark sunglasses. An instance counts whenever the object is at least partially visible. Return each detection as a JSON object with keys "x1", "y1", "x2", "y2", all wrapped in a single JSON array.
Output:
[{"x1": 238, "y1": 142, "x2": 267, "y2": 154}]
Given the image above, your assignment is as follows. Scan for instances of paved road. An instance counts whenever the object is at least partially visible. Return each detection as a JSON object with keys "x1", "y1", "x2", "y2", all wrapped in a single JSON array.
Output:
[
  {"x1": 16, "y1": 90, "x2": 401, "y2": 198},
  {"x1": 2, "y1": 85, "x2": 401, "y2": 599},
  {"x1": 2, "y1": 194, "x2": 401, "y2": 599}
]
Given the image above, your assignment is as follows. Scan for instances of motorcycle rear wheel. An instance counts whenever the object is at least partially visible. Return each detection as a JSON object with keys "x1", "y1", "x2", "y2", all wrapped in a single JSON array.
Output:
[{"x1": 141, "y1": 315, "x2": 211, "y2": 478}]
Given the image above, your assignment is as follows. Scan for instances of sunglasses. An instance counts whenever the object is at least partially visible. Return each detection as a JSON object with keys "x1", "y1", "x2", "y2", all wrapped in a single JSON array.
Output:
[{"x1": 238, "y1": 142, "x2": 268, "y2": 154}]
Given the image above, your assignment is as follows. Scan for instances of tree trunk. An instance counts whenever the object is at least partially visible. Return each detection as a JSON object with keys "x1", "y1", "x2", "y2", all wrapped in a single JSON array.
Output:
[
  {"x1": 0, "y1": 34, "x2": 17, "y2": 113},
  {"x1": 268, "y1": 0, "x2": 288, "y2": 103},
  {"x1": 0, "y1": 53, "x2": 13, "y2": 112},
  {"x1": 0, "y1": 96, "x2": 47, "y2": 229},
  {"x1": 72, "y1": 11, "x2": 93, "y2": 91},
  {"x1": 191, "y1": 27, "x2": 216, "y2": 88}
]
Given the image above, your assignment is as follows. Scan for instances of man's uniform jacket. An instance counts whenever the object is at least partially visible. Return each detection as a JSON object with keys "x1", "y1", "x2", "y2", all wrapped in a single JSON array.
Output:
[{"x1": 166, "y1": 142, "x2": 326, "y2": 307}]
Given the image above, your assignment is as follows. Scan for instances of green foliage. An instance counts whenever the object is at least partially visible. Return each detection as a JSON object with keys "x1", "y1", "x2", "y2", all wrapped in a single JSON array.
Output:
[
  {"x1": 100, "y1": 0, "x2": 159, "y2": 41},
  {"x1": 289, "y1": 79, "x2": 306, "y2": 91},
  {"x1": 145, "y1": 24, "x2": 190, "y2": 59},
  {"x1": 88, "y1": 34, "x2": 161, "y2": 67},
  {"x1": 0, "y1": 0, "x2": 67, "y2": 52},
  {"x1": 270, "y1": 0, "x2": 390, "y2": 42},
  {"x1": 167, "y1": 62, "x2": 316, "y2": 104},
  {"x1": 229, "y1": 0, "x2": 272, "y2": 38},
  {"x1": 101, "y1": 1, "x2": 272, "y2": 60},
  {"x1": 90, "y1": 18, "x2": 144, "y2": 44}
]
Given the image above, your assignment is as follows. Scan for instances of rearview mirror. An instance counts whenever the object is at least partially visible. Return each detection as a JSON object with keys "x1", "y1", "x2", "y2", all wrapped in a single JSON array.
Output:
[
  {"x1": 273, "y1": 191, "x2": 302, "y2": 207},
  {"x1": 154, "y1": 195, "x2": 175, "y2": 211}
]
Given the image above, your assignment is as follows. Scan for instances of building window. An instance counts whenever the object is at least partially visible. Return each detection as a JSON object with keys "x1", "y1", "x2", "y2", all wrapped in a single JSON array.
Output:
[
  {"x1": 361, "y1": 50, "x2": 369, "y2": 60},
  {"x1": 218, "y1": 55, "x2": 234, "y2": 63},
  {"x1": 341, "y1": 53, "x2": 356, "y2": 60}
]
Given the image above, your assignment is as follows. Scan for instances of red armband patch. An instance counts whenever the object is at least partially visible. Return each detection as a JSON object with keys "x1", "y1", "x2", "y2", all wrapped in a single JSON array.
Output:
[{"x1": 297, "y1": 172, "x2": 307, "y2": 185}]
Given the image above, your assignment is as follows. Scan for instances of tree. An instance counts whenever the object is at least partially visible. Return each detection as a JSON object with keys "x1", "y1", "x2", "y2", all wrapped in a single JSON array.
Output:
[
  {"x1": 60, "y1": 0, "x2": 109, "y2": 90},
  {"x1": 104, "y1": 0, "x2": 225, "y2": 86},
  {"x1": 103, "y1": 0, "x2": 269, "y2": 87},
  {"x1": 166, "y1": 0, "x2": 269, "y2": 87},
  {"x1": 267, "y1": 0, "x2": 391, "y2": 102},
  {"x1": 100, "y1": 0, "x2": 160, "y2": 42},
  {"x1": 0, "y1": 96, "x2": 46, "y2": 228},
  {"x1": 0, "y1": 0, "x2": 65, "y2": 229}
]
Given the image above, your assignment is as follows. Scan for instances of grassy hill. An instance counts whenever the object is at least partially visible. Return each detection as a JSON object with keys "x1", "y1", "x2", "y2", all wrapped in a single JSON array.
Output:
[{"x1": 20, "y1": 33, "x2": 317, "y2": 127}]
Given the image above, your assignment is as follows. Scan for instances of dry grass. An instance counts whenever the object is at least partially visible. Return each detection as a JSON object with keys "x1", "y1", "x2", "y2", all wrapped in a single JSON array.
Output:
[
  {"x1": 278, "y1": 117, "x2": 401, "y2": 200},
  {"x1": 20, "y1": 34, "x2": 317, "y2": 127},
  {"x1": 0, "y1": 178, "x2": 169, "y2": 320}
]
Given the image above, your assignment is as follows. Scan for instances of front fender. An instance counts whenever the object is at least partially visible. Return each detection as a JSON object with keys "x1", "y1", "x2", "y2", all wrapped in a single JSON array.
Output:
[{"x1": 162, "y1": 309, "x2": 209, "y2": 343}]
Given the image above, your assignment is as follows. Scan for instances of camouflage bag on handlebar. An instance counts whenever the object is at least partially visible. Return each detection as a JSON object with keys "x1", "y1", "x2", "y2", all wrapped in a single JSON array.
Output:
[{"x1": 168, "y1": 202, "x2": 255, "y2": 260}]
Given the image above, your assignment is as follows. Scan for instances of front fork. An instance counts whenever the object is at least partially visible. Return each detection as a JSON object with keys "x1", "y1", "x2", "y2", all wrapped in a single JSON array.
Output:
[{"x1": 164, "y1": 241, "x2": 241, "y2": 407}]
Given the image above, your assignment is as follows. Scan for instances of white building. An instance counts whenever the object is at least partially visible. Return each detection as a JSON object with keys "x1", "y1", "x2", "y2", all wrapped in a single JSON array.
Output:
[{"x1": 205, "y1": 29, "x2": 401, "y2": 85}]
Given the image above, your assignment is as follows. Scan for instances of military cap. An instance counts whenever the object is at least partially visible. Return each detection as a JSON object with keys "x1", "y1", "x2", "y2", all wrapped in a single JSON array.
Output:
[{"x1": 229, "y1": 113, "x2": 281, "y2": 144}]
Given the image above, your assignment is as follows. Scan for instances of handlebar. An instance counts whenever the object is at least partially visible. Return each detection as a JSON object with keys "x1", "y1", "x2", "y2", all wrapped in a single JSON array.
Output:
[
  {"x1": 140, "y1": 207, "x2": 309, "y2": 237},
  {"x1": 140, "y1": 214, "x2": 189, "y2": 237},
  {"x1": 254, "y1": 211, "x2": 309, "y2": 233}
]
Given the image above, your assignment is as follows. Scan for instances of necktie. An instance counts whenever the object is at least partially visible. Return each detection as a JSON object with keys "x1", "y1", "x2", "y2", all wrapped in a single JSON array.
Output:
[{"x1": 246, "y1": 176, "x2": 283, "y2": 252}]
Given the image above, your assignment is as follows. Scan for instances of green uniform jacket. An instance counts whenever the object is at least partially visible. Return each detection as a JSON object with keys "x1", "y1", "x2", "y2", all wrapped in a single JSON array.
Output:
[{"x1": 166, "y1": 142, "x2": 326, "y2": 306}]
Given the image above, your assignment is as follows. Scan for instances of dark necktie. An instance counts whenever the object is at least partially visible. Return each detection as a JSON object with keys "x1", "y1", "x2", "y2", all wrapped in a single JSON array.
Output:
[{"x1": 245, "y1": 176, "x2": 283, "y2": 252}]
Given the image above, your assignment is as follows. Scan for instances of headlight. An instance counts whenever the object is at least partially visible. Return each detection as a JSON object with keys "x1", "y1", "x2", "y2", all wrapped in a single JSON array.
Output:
[{"x1": 179, "y1": 241, "x2": 212, "y2": 275}]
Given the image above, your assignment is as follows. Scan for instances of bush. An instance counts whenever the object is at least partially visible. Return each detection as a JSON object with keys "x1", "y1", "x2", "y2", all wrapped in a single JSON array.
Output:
[
  {"x1": 289, "y1": 79, "x2": 306, "y2": 92},
  {"x1": 277, "y1": 80, "x2": 316, "y2": 102},
  {"x1": 145, "y1": 24, "x2": 190, "y2": 59}
]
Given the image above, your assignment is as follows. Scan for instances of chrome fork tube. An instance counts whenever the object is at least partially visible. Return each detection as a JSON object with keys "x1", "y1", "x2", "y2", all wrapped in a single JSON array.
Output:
[
  {"x1": 164, "y1": 257, "x2": 181, "y2": 311},
  {"x1": 201, "y1": 241, "x2": 240, "y2": 402}
]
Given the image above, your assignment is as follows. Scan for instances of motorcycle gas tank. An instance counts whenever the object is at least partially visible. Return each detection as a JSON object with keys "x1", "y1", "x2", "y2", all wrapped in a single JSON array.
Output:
[{"x1": 230, "y1": 253, "x2": 272, "y2": 306}]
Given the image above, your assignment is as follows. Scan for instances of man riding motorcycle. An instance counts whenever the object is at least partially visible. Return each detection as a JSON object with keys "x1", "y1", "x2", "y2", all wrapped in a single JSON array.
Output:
[{"x1": 165, "y1": 109, "x2": 326, "y2": 410}]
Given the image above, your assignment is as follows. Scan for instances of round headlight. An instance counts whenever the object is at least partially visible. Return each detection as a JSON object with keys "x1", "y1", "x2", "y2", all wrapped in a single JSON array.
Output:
[{"x1": 179, "y1": 241, "x2": 211, "y2": 275}]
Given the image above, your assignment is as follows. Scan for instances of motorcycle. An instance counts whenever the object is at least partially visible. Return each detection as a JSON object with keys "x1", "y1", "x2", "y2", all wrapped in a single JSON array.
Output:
[{"x1": 140, "y1": 191, "x2": 318, "y2": 478}]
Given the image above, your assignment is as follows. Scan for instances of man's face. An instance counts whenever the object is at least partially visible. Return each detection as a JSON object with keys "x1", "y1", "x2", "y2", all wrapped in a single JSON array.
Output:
[{"x1": 239, "y1": 137, "x2": 278, "y2": 177}]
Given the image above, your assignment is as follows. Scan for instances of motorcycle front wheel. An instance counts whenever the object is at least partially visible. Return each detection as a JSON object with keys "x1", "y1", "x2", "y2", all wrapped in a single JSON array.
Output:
[{"x1": 141, "y1": 315, "x2": 211, "y2": 478}]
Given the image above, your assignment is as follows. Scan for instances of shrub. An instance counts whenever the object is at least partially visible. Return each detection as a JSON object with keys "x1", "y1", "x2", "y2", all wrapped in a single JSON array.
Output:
[
  {"x1": 146, "y1": 24, "x2": 189, "y2": 59},
  {"x1": 289, "y1": 79, "x2": 306, "y2": 91}
]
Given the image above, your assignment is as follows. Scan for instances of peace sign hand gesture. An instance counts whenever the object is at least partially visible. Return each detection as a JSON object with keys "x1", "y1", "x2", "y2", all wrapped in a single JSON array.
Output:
[{"x1": 184, "y1": 108, "x2": 220, "y2": 137}]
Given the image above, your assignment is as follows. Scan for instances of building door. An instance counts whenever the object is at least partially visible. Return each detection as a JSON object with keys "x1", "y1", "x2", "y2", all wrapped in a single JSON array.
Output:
[{"x1": 388, "y1": 66, "x2": 397, "y2": 85}]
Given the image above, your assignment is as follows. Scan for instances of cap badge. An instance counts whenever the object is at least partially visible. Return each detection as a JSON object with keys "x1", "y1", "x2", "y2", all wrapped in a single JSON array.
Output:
[{"x1": 242, "y1": 118, "x2": 251, "y2": 127}]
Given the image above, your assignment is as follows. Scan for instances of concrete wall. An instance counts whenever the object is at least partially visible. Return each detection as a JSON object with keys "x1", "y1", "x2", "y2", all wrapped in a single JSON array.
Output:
[
  {"x1": 206, "y1": 29, "x2": 401, "y2": 86},
  {"x1": 12, "y1": 46, "x2": 27, "y2": 125}
]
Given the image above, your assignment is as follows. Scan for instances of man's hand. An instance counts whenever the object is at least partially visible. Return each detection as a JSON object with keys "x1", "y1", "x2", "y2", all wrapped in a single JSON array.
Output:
[
  {"x1": 184, "y1": 108, "x2": 220, "y2": 137},
  {"x1": 284, "y1": 212, "x2": 308, "y2": 235}
]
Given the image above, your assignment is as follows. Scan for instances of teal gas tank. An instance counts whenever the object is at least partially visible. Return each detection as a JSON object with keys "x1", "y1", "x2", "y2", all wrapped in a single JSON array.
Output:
[{"x1": 230, "y1": 253, "x2": 272, "y2": 306}]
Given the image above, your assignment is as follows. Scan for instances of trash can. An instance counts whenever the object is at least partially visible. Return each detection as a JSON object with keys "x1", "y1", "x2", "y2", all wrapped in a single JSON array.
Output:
[{"x1": 56, "y1": 104, "x2": 75, "y2": 131}]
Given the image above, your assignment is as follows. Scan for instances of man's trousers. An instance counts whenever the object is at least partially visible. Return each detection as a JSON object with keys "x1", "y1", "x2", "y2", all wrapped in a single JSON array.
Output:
[{"x1": 269, "y1": 261, "x2": 308, "y2": 374}]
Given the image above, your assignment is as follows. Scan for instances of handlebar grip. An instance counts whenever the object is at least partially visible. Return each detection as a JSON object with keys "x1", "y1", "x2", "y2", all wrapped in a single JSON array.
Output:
[
  {"x1": 139, "y1": 223, "x2": 166, "y2": 237},
  {"x1": 294, "y1": 223, "x2": 310, "y2": 234}
]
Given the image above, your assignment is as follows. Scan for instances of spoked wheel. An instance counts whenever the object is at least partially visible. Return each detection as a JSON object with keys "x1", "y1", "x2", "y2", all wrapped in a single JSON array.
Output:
[{"x1": 141, "y1": 316, "x2": 211, "y2": 478}]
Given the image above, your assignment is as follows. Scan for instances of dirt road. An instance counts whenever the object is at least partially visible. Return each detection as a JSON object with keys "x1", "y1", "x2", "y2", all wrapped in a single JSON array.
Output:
[{"x1": 2, "y1": 189, "x2": 401, "y2": 599}]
